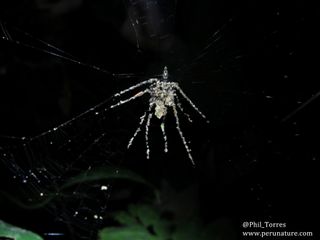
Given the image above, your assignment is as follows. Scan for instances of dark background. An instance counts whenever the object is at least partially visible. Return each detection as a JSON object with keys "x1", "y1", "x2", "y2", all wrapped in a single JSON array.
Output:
[{"x1": 0, "y1": 0, "x2": 319, "y2": 239}]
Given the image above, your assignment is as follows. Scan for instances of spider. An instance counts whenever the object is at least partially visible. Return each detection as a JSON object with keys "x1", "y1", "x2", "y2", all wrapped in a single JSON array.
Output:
[{"x1": 109, "y1": 66, "x2": 209, "y2": 165}]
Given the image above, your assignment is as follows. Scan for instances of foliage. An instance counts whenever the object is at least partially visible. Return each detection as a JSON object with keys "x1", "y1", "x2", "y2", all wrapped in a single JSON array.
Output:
[
  {"x1": 99, "y1": 184, "x2": 235, "y2": 240},
  {"x1": 0, "y1": 220, "x2": 43, "y2": 240}
]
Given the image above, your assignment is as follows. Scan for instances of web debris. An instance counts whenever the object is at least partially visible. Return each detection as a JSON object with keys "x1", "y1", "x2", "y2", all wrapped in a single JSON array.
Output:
[{"x1": 109, "y1": 66, "x2": 209, "y2": 164}]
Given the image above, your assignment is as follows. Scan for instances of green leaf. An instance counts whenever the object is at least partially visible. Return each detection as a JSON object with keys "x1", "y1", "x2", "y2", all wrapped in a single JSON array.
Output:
[
  {"x1": 0, "y1": 220, "x2": 43, "y2": 240},
  {"x1": 127, "y1": 204, "x2": 171, "y2": 238},
  {"x1": 113, "y1": 211, "x2": 138, "y2": 226},
  {"x1": 103, "y1": 204, "x2": 172, "y2": 239},
  {"x1": 128, "y1": 204, "x2": 159, "y2": 227},
  {"x1": 99, "y1": 226, "x2": 158, "y2": 240},
  {"x1": 61, "y1": 167, "x2": 156, "y2": 190}
]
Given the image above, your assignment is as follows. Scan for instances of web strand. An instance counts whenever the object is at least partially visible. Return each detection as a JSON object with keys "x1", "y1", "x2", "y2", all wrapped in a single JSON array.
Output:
[
  {"x1": 0, "y1": 21, "x2": 140, "y2": 79},
  {"x1": 174, "y1": 17, "x2": 234, "y2": 75},
  {"x1": 282, "y1": 91, "x2": 320, "y2": 122}
]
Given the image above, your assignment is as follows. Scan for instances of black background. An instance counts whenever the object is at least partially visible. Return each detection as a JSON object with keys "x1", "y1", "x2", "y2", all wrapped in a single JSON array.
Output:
[{"x1": 0, "y1": 0, "x2": 319, "y2": 239}]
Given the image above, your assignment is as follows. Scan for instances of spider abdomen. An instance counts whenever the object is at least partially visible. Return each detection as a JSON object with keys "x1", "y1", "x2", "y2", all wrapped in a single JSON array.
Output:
[{"x1": 150, "y1": 81, "x2": 176, "y2": 119}]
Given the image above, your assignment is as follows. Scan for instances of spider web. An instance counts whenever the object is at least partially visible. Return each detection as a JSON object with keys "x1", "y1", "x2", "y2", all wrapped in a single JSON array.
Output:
[{"x1": 0, "y1": 0, "x2": 243, "y2": 239}]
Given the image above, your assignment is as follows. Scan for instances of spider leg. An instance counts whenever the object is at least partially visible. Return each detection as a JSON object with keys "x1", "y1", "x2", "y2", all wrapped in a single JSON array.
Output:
[
  {"x1": 175, "y1": 95, "x2": 193, "y2": 123},
  {"x1": 110, "y1": 89, "x2": 149, "y2": 109},
  {"x1": 145, "y1": 104, "x2": 154, "y2": 159},
  {"x1": 32, "y1": 83, "x2": 153, "y2": 140},
  {"x1": 172, "y1": 103, "x2": 195, "y2": 165},
  {"x1": 127, "y1": 112, "x2": 147, "y2": 149},
  {"x1": 113, "y1": 78, "x2": 157, "y2": 98},
  {"x1": 174, "y1": 84, "x2": 209, "y2": 123},
  {"x1": 160, "y1": 117, "x2": 168, "y2": 153}
]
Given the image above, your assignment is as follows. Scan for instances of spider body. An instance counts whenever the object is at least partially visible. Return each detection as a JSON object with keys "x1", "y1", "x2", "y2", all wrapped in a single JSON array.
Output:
[
  {"x1": 110, "y1": 66, "x2": 208, "y2": 165},
  {"x1": 150, "y1": 80, "x2": 175, "y2": 119}
]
